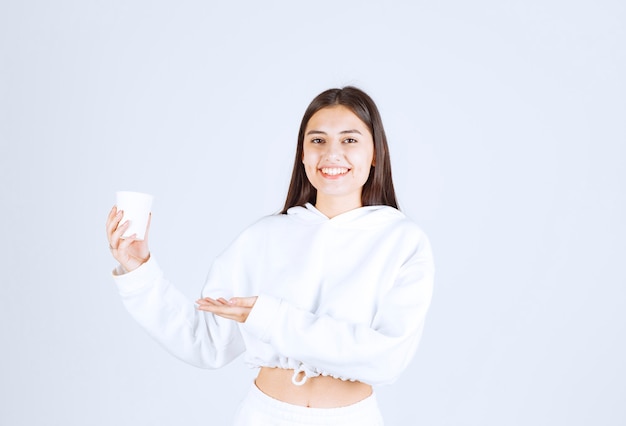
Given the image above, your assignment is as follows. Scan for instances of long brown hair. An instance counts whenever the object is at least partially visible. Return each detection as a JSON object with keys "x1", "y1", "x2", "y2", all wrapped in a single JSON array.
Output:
[{"x1": 281, "y1": 86, "x2": 398, "y2": 213}]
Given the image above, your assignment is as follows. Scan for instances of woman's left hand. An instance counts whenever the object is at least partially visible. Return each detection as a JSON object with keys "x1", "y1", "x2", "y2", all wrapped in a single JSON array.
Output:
[{"x1": 196, "y1": 296, "x2": 258, "y2": 323}]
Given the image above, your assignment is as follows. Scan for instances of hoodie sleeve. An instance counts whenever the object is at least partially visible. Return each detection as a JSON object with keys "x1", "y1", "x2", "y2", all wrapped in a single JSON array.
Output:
[
  {"x1": 242, "y1": 235, "x2": 435, "y2": 386},
  {"x1": 113, "y1": 257, "x2": 245, "y2": 368}
]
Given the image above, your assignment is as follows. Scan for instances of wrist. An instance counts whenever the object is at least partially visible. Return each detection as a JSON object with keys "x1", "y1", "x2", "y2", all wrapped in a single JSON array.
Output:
[{"x1": 123, "y1": 253, "x2": 150, "y2": 273}]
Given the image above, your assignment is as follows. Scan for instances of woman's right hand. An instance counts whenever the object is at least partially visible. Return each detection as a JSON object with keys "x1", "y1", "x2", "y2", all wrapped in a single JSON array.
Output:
[{"x1": 106, "y1": 205, "x2": 151, "y2": 273}]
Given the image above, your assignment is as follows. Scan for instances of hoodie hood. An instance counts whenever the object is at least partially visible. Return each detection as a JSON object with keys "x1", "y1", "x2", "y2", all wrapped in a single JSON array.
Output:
[{"x1": 286, "y1": 203, "x2": 404, "y2": 229}]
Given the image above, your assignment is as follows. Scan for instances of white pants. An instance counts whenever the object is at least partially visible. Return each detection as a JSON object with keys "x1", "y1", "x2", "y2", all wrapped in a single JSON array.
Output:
[{"x1": 233, "y1": 383, "x2": 385, "y2": 425}]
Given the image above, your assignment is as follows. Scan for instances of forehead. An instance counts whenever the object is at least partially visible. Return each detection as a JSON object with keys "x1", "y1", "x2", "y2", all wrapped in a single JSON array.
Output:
[{"x1": 306, "y1": 105, "x2": 370, "y2": 133}]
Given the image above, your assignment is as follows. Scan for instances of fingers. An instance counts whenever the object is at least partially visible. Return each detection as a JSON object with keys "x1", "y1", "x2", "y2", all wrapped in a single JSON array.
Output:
[
  {"x1": 117, "y1": 232, "x2": 137, "y2": 251},
  {"x1": 196, "y1": 297, "x2": 216, "y2": 306},
  {"x1": 196, "y1": 297, "x2": 257, "y2": 308},
  {"x1": 195, "y1": 296, "x2": 258, "y2": 323},
  {"x1": 105, "y1": 206, "x2": 120, "y2": 238},
  {"x1": 229, "y1": 296, "x2": 258, "y2": 308},
  {"x1": 106, "y1": 206, "x2": 127, "y2": 247},
  {"x1": 106, "y1": 205, "x2": 151, "y2": 273},
  {"x1": 109, "y1": 220, "x2": 131, "y2": 250},
  {"x1": 196, "y1": 303, "x2": 251, "y2": 323},
  {"x1": 107, "y1": 205, "x2": 117, "y2": 223},
  {"x1": 196, "y1": 297, "x2": 229, "y2": 307}
]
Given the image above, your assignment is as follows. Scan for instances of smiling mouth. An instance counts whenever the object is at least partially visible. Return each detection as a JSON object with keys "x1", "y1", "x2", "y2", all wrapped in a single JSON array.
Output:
[{"x1": 320, "y1": 167, "x2": 350, "y2": 176}]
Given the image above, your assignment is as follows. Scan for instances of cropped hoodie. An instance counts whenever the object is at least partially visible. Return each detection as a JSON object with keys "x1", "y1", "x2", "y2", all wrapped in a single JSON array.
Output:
[{"x1": 113, "y1": 203, "x2": 434, "y2": 386}]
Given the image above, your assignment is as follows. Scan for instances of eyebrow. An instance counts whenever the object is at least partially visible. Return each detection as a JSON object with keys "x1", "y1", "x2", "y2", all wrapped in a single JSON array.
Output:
[{"x1": 305, "y1": 129, "x2": 363, "y2": 136}]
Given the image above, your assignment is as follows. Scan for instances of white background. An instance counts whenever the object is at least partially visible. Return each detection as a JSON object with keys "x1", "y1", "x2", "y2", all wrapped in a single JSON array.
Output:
[{"x1": 1, "y1": 1, "x2": 624, "y2": 425}]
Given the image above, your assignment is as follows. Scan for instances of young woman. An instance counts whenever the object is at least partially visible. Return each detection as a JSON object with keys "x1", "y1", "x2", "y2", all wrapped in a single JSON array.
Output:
[{"x1": 106, "y1": 86, "x2": 434, "y2": 425}]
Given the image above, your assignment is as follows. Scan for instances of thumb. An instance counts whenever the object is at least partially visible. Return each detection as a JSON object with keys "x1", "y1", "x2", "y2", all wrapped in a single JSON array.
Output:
[{"x1": 143, "y1": 213, "x2": 152, "y2": 242}]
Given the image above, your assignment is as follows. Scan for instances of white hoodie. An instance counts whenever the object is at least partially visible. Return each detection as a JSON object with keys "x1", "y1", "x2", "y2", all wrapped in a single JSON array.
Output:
[{"x1": 113, "y1": 203, "x2": 434, "y2": 386}]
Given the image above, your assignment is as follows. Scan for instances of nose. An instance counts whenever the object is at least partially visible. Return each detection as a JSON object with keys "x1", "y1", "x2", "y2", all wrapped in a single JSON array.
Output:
[
  {"x1": 327, "y1": 152, "x2": 339, "y2": 161},
  {"x1": 325, "y1": 143, "x2": 342, "y2": 162}
]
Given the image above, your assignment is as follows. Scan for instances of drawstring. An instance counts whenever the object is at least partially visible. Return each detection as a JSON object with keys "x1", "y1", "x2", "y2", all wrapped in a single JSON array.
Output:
[{"x1": 291, "y1": 365, "x2": 308, "y2": 386}]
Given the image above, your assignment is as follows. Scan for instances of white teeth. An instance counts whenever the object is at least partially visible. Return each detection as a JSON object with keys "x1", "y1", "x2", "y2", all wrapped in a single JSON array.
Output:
[{"x1": 321, "y1": 167, "x2": 348, "y2": 176}]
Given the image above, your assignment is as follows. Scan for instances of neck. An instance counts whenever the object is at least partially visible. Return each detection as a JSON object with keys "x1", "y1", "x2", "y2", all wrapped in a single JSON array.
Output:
[{"x1": 315, "y1": 194, "x2": 362, "y2": 219}]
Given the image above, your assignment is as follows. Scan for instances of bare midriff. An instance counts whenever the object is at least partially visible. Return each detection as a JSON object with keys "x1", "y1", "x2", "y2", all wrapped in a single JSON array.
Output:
[{"x1": 255, "y1": 367, "x2": 373, "y2": 408}]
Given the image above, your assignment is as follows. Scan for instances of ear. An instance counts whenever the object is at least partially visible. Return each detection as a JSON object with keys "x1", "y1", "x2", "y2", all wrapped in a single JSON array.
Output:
[{"x1": 372, "y1": 151, "x2": 376, "y2": 167}]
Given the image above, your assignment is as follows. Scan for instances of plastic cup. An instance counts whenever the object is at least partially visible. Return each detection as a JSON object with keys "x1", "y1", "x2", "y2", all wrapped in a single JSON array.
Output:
[{"x1": 115, "y1": 191, "x2": 153, "y2": 240}]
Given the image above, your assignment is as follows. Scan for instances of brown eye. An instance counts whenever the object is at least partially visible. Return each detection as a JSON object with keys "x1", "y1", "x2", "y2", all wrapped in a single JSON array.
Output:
[
  {"x1": 343, "y1": 138, "x2": 357, "y2": 144},
  {"x1": 311, "y1": 138, "x2": 324, "y2": 144}
]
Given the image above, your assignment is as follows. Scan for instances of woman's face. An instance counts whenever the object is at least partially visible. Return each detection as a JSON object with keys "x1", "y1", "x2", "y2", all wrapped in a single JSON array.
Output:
[{"x1": 302, "y1": 105, "x2": 375, "y2": 210}]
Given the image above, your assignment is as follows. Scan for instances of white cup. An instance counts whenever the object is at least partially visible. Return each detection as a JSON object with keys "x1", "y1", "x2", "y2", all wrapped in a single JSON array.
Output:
[{"x1": 115, "y1": 191, "x2": 153, "y2": 240}]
